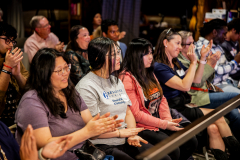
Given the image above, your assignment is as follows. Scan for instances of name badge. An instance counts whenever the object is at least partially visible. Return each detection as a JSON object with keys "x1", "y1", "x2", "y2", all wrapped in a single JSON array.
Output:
[{"x1": 176, "y1": 69, "x2": 185, "y2": 77}]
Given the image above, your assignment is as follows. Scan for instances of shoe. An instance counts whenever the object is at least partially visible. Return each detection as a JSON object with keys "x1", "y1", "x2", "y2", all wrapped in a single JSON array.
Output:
[
  {"x1": 223, "y1": 136, "x2": 240, "y2": 160},
  {"x1": 210, "y1": 149, "x2": 228, "y2": 160}
]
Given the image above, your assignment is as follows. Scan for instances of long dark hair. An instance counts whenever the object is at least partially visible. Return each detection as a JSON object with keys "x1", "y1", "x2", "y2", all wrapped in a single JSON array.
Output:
[
  {"x1": 153, "y1": 29, "x2": 181, "y2": 69},
  {"x1": 119, "y1": 38, "x2": 163, "y2": 99},
  {"x1": 25, "y1": 48, "x2": 81, "y2": 118},
  {"x1": 66, "y1": 25, "x2": 85, "y2": 52},
  {"x1": 88, "y1": 37, "x2": 118, "y2": 84}
]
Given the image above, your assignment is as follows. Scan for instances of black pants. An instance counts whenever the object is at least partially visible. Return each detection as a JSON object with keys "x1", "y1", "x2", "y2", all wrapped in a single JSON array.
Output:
[
  {"x1": 138, "y1": 130, "x2": 198, "y2": 160},
  {"x1": 96, "y1": 142, "x2": 139, "y2": 160},
  {"x1": 96, "y1": 141, "x2": 171, "y2": 160}
]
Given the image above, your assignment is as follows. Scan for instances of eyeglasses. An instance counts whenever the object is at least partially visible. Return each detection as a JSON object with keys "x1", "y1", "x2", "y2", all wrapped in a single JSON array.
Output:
[
  {"x1": 53, "y1": 64, "x2": 71, "y2": 76},
  {"x1": 38, "y1": 23, "x2": 50, "y2": 29},
  {"x1": 0, "y1": 37, "x2": 17, "y2": 46},
  {"x1": 182, "y1": 42, "x2": 194, "y2": 46}
]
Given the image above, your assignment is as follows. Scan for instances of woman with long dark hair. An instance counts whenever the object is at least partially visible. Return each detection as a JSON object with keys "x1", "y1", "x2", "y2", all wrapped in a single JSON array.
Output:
[
  {"x1": 65, "y1": 25, "x2": 90, "y2": 85},
  {"x1": 153, "y1": 29, "x2": 240, "y2": 159},
  {"x1": 15, "y1": 48, "x2": 120, "y2": 160},
  {"x1": 118, "y1": 38, "x2": 198, "y2": 160},
  {"x1": 75, "y1": 37, "x2": 148, "y2": 160}
]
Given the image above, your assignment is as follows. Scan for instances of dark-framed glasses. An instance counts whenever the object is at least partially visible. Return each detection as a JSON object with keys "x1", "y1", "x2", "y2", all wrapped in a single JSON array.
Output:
[
  {"x1": 0, "y1": 37, "x2": 17, "y2": 46},
  {"x1": 53, "y1": 64, "x2": 71, "y2": 76}
]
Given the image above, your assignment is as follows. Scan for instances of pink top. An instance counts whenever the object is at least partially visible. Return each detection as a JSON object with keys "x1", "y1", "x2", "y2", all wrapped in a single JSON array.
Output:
[
  {"x1": 24, "y1": 32, "x2": 59, "y2": 63},
  {"x1": 119, "y1": 71, "x2": 172, "y2": 131}
]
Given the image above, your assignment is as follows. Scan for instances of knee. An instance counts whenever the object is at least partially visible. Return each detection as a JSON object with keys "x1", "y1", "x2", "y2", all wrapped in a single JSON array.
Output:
[
  {"x1": 169, "y1": 147, "x2": 180, "y2": 160},
  {"x1": 187, "y1": 136, "x2": 198, "y2": 150},
  {"x1": 215, "y1": 116, "x2": 227, "y2": 124},
  {"x1": 207, "y1": 124, "x2": 221, "y2": 136}
]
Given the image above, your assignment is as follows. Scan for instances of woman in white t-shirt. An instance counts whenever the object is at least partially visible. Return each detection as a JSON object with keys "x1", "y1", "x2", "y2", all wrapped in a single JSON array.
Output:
[{"x1": 75, "y1": 37, "x2": 153, "y2": 160}]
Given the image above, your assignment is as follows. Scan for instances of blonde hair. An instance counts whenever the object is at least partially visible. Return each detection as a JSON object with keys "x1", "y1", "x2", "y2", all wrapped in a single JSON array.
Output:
[{"x1": 178, "y1": 31, "x2": 192, "y2": 47}]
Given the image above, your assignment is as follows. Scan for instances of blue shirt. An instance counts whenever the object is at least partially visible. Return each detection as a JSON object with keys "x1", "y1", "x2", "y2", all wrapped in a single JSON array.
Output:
[
  {"x1": 119, "y1": 42, "x2": 127, "y2": 58},
  {"x1": 154, "y1": 60, "x2": 187, "y2": 100}
]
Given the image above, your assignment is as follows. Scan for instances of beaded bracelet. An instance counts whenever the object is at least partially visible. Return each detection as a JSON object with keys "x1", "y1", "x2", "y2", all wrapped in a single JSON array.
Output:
[{"x1": 1, "y1": 69, "x2": 12, "y2": 75}]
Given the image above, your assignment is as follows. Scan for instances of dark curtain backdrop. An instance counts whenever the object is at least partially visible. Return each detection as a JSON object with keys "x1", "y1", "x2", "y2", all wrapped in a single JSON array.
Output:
[
  {"x1": 102, "y1": 0, "x2": 141, "y2": 45},
  {"x1": 7, "y1": 0, "x2": 24, "y2": 38}
]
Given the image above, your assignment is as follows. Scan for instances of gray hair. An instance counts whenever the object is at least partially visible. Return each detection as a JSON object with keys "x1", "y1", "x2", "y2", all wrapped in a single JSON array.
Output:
[
  {"x1": 178, "y1": 31, "x2": 193, "y2": 46},
  {"x1": 30, "y1": 15, "x2": 45, "y2": 29}
]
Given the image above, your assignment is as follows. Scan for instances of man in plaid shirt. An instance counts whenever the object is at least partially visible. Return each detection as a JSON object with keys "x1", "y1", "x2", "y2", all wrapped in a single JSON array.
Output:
[
  {"x1": 195, "y1": 19, "x2": 240, "y2": 93},
  {"x1": 221, "y1": 18, "x2": 240, "y2": 85}
]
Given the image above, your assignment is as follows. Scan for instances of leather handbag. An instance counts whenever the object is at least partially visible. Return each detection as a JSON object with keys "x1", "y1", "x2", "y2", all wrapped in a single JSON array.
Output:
[{"x1": 69, "y1": 140, "x2": 106, "y2": 160}]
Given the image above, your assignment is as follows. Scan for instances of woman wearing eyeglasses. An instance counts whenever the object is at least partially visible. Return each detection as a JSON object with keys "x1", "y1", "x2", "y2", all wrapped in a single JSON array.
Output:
[
  {"x1": 177, "y1": 31, "x2": 240, "y2": 158},
  {"x1": 153, "y1": 29, "x2": 240, "y2": 159},
  {"x1": 15, "y1": 48, "x2": 121, "y2": 160}
]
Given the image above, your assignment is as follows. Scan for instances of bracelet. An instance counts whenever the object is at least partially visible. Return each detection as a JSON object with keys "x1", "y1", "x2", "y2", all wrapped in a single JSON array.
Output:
[
  {"x1": 3, "y1": 64, "x2": 12, "y2": 69},
  {"x1": 118, "y1": 129, "x2": 121, "y2": 138},
  {"x1": 38, "y1": 148, "x2": 50, "y2": 160},
  {"x1": 199, "y1": 60, "x2": 207, "y2": 64},
  {"x1": 233, "y1": 60, "x2": 238, "y2": 66},
  {"x1": 1, "y1": 69, "x2": 12, "y2": 75}
]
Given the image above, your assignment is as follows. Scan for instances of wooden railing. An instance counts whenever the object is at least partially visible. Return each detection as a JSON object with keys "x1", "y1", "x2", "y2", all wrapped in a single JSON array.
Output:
[{"x1": 136, "y1": 94, "x2": 240, "y2": 160}]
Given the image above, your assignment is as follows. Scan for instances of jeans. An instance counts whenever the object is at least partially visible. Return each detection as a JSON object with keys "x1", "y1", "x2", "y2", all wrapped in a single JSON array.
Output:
[
  {"x1": 216, "y1": 80, "x2": 240, "y2": 94},
  {"x1": 201, "y1": 92, "x2": 240, "y2": 142}
]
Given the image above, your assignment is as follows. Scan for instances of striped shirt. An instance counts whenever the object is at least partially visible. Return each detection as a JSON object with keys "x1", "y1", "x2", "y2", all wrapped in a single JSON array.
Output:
[{"x1": 195, "y1": 37, "x2": 238, "y2": 85}]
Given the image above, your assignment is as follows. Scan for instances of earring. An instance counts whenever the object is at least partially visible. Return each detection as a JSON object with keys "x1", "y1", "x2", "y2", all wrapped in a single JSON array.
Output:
[{"x1": 165, "y1": 46, "x2": 167, "y2": 48}]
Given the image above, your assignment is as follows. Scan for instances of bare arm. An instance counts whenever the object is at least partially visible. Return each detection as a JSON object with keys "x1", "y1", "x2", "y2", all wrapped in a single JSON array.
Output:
[
  {"x1": 33, "y1": 110, "x2": 115, "y2": 149},
  {"x1": 125, "y1": 106, "x2": 136, "y2": 128},
  {"x1": 165, "y1": 44, "x2": 197, "y2": 91},
  {"x1": 165, "y1": 62, "x2": 197, "y2": 91}
]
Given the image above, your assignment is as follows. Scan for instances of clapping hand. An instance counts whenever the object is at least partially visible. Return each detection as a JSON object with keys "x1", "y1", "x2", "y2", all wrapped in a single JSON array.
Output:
[
  {"x1": 200, "y1": 40, "x2": 213, "y2": 58},
  {"x1": 41, "y1": 136, "x2": 72, "y2": 159},
  {"x1": 55, "y1": 41, "x2": 65, "y2": 52},
  {"x1": 127, "y1": 135, "x2": 148, "y2": 147},
  {"x1": 187, "y1": 44, "x2": 197, "y2": 64},
  {"x1": 20, "y1": 125, "x2": 38, "y2": 160},
  {"x1": 99, "y1": 112, "x2": 124, "y2": 130},
  {"x1": 118, "y1": 128, "x2": 145, "y2": 138},
  {"x1": 85, "y1": 113, "x2": 117, "y2": 137},
  {"x1": 207, "y1": 51, "x2": 221, "y2": 68}
]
